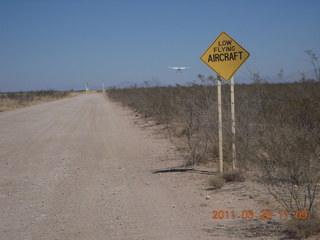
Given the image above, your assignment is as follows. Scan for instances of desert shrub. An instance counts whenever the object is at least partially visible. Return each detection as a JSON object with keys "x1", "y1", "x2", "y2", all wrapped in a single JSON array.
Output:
[
  {"x1": 221, "y1": 170, "x2": 244, "y2": 182},
  {"x1": 208, "y1": 175, "x2": 226, "y2": 189},
  {"x1": 108, "y1": 81, "x2": 320, "y2": 217},
  {"x1": 286, "y1": 211, "x2": 320, "y2": 239},
  {"x1": 0, "y1": 90, "x2": 70, "y2": 111},
  {"x1": 108, "y1": 84, "x2": 220, "y2": 165},
  {"x1": 248, "y1": 83, "x2": 320, "y2": 215},
  {"x1": 107, "y1": 81, "x2": 320, "y2": 168},
  {"x1": 108, "y1": 80, "x2": 320, "y2": 236}
]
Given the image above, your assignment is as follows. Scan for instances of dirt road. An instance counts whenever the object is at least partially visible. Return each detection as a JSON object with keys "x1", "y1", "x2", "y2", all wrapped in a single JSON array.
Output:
[{"x1": 0, "y1": 94, "x2": 285, "y2": 240}]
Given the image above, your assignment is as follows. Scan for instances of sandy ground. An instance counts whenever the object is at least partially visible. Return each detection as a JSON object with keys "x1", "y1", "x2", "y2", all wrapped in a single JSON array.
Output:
[{"x1": 0, "y1": 93, "x2": 293, "y2": 240}]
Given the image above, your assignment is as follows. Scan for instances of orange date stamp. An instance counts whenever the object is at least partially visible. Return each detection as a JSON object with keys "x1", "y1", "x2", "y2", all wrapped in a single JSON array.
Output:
[{"x1": 212, "y1": 210, "x2": 309, "y2": 220}]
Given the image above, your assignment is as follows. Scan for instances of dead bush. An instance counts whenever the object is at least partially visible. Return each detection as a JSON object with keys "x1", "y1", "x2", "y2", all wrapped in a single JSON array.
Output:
[
  {"x1": 108, "y1": 79, "x2": 320, "y2": 237},
  {"x1": 208, "y1": 175, "x2": 225, "y2": 189},
  {"x1": 286, "y1": 211, "x2": 320, "y2": 239},
  {"x1": 108, "y1": 81, "x2": 320, "y2": 170},
  {"x1": 222, "y1": 170, "x2": 244, "y2": 182},
  {"x1": 0, "y1": 90, "x2": 70, "y2": 112}
]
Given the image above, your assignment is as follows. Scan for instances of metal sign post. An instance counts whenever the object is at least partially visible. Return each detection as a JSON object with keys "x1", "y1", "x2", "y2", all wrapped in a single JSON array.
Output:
[
  {"x1": 230, "y1": 76, "x2": 236, "y2": 170},
  {"x1": 217, "y1": 75, "x2": 223, "y2": 173}
]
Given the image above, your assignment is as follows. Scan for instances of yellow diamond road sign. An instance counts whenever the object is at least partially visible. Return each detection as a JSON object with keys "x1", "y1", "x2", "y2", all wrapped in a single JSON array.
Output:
[{"x1": 200, "y1": 32, "x2": 250, "y2": 81}]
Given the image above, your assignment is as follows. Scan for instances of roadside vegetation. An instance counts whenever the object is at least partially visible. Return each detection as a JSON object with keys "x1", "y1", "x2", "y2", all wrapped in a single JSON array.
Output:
[
  {"x1": 108, "y1": 77, "x2": 320, "y2": 238},
  {"x1": 0, "y1": 90, "x2": 72, "y2": 112}
]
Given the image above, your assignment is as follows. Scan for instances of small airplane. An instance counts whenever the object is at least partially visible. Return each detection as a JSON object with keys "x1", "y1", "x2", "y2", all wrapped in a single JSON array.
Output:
[{"x1": 168, "y1": 66, "x2": 190, "y2": 73}]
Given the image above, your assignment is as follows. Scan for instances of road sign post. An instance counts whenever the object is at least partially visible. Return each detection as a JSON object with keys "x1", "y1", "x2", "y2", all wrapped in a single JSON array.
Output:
[
  {"x1": 200, "y1": 32, "x2": 249, "y2": 172},
  {"x1": 230, "y1": 76, "x2": 236, "y2": 170},
  {"x1": 217, "y1": 75, "x2": 223, "y2": 173}
]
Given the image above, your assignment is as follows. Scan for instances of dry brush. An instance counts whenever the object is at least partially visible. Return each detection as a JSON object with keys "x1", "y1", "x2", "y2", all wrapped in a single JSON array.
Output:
[{"x1": 107, "y1": 80, "x2": 320, "y2": 237}]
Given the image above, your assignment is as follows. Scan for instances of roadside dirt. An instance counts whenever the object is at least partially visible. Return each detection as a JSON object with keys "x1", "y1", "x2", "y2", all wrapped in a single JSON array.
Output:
[{"x1": 0, "y1": 93, "x2": 292, "y2": 239}]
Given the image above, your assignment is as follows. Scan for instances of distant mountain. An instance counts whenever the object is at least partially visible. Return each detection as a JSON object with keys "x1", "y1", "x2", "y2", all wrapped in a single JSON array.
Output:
[
  {"x1": 112, "y1": 80, "x2": 166, "y2": 89},
  {"x1": 112, "y1": 81, "x2": 140, "y2": 89}
]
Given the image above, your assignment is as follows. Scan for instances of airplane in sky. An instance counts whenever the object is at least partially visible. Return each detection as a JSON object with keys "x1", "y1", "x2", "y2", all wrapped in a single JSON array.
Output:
[{"x1": 168, "y1": 66, "x2": 190, "y2": 73}]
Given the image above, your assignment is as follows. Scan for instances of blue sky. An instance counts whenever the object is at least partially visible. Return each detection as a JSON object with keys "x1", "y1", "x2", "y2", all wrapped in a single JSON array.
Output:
[{"x1": 0, "y1": 0, "x2": 319, "y2": 91}]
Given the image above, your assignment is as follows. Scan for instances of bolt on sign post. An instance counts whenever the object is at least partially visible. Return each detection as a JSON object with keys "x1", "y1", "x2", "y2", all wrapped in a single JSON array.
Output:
[{"x1": 200, "y1": 32, "x2": 250, "y2": 172}]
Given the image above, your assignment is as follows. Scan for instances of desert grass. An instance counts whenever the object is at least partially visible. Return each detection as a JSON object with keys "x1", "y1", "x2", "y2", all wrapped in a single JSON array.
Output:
[{"x1": 0, "y1": 90, "x2": 74, "y2": 112}]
